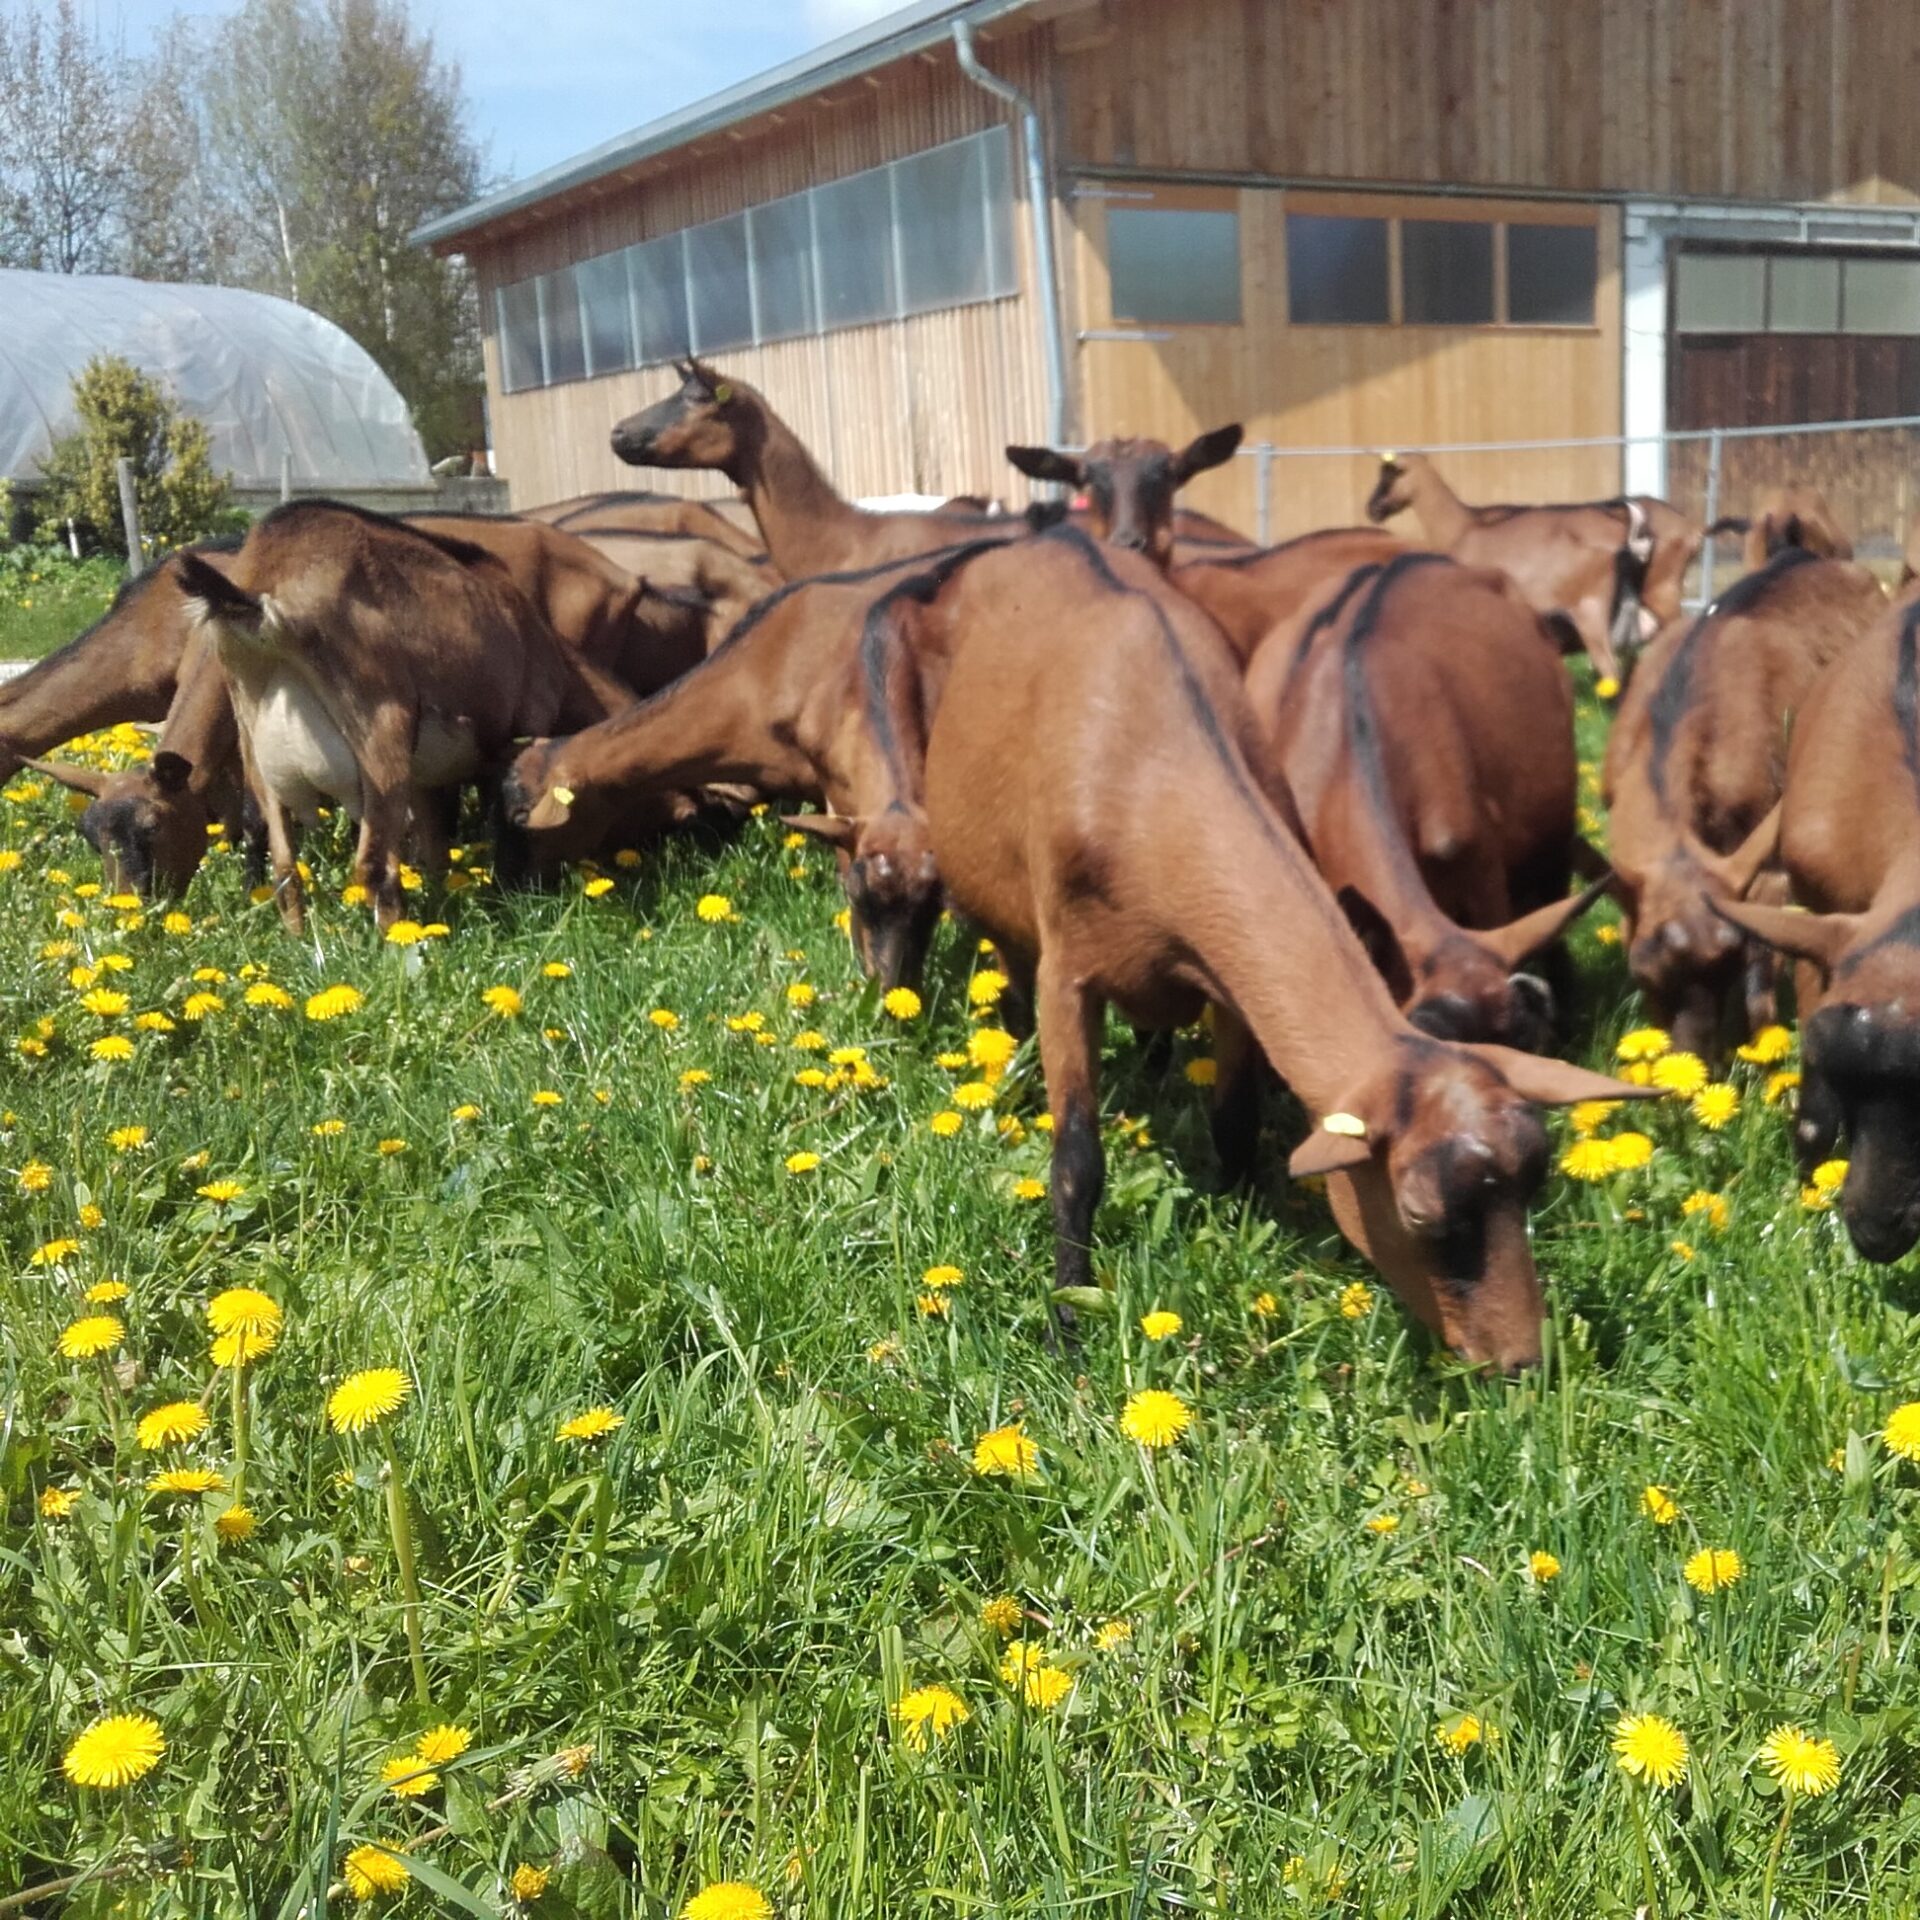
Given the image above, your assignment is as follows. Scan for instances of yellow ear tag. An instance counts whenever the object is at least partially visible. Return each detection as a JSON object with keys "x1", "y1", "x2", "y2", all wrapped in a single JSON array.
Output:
[
  {"x1": 550, "y1": 785, "x2": 575, "y2": 807},
  {"x1": 1322, "y1": 1111, "x2": 1367, "y2": 1137},
  {"x1": 1379, "y1": 450, "x2": 1396, "y2": 465},
  {"x1": 713, "y1": 383, "x2": 732, "y2": 403},
  {"x1": 1595, "y1": 676, "x2": 1620, "y2": 701}
]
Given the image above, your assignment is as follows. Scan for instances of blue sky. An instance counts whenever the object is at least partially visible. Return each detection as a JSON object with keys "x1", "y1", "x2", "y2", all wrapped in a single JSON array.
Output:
[{"x1": 112, "y1": 0, "x2": 902, "y2": 185}]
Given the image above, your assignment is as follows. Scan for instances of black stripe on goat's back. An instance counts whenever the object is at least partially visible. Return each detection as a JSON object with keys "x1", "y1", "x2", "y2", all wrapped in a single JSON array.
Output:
[
  {"x1": 1646, "y1": 546, "x2": 1823, "y2": 803},
  {"x1": 1893, "y1": 598, "x2": 1920, "y2": 807},
  {"x1": 253, "y1": 497, "x2": 503, "y2": 574}
]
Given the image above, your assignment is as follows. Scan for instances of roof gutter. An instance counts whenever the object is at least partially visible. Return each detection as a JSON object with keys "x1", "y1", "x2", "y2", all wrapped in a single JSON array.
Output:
[{"x1": 952, "y1": 19, "x2": 1069, "y2": 452}]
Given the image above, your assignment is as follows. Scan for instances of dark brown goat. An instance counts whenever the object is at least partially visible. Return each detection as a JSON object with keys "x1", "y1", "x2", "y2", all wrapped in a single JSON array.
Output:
[
  {"x1": 1711, "y1": 595, "x2": 1920, "y2": 1259},
  {"x1": 171, "y1": 501, "x2": 626, "y2": 931},
  {"x1": 1365, "y1": 452, "x2": 1700, "y2": 684},
  {"x1": 0, "y1": 540, "x2": 241, "y2": 781},
  {"x1": 1602, "y1": 547, "x2": 1885, "y2": 1056},
  {"x1": 911, "y1": 525, "x2": 1646, "y2": 1370},
  {"x1": 521, "y1": 488, "x2": 768, "y2": 564},
  {"x1": 1004, "y1": 427, "x2": 1244, "y2": 566},
  {"x1": 1244, "y1": 552, "x2": 1604, "y2": 1051},
  {"x1": 503, "y1": 544, "x2": 1002, "y2": 990}
]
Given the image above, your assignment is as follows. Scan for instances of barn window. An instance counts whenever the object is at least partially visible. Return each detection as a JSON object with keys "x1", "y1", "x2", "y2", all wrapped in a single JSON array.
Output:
[
  {"x1": 538, "y1": 268, "x2": 587, "y2": 384},
  {"x1": 897, "y1": 128, "x2": 1015, "y2": 315},
  {"x1": 1674, "y1": 253, "x2": 1766, "y2": 333},
  {"x1": 686, "y1": 212, "x2": 755, "y2": 355},
  {"x1": 577, "y1": 251, "x2": 635, "y2": 377},
  {"x1": 1286, "y1": 213, "x2": 1388, "y2": 325},
  {"x1": 1401, "y1": 219, "x2": 1493, "y2": 325},
  {"x1": 1506, "y1": 222, "x2": 1597, "y2": 326},
  {"x1": 496, "y1": 278, "x2": 544, "y2": 393},
  {"x1": 749, "y1": 192, "x2": 816, "y2": 343},
  {"x1": 1843, "y1": 257, "x2": 1920, "y2": 335},
  {"x1": 629, "y1": 233, "x2": 691, "y2": 365},
  {"x1": 1767, "y1": 255, "x2": 1840, "y2": 333},
  {"x1": 1106, "y1": 205, "x2": 1240, "y2": 324},
  {"x1": 813, "y1": 166, "x2": 899, "y2": 331}
]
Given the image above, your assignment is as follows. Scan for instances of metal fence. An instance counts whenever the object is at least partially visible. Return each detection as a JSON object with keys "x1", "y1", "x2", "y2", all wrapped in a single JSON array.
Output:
[{"x1": 1228, "y1": 413, "x2": 1920, "y2": 605}]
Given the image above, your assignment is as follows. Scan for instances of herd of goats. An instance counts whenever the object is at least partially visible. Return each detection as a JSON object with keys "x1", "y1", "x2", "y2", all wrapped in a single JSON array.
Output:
[{"x1": 11, "y1": 356, "x2": 1920, "y2": 1371}]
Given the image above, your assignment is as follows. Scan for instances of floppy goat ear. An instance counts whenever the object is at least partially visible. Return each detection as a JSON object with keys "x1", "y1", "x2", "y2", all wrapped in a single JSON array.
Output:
[
  {"x1": 1289, "y1": 1109, "x2": 1378, "y2": 1179},
  {"x1": 1685, "y1": 803, "x2": 1781, "y2": 899},
  {"x1": 1173, "y1": 422, "x2": 1244, "y2": 482},
  {"x1": 781, "y1": 812, "x2": 861, "y2": 851},
  {"x1": 1707, "y1": 897, "x2": 1860, "y2": 980},
  {"x1": 150, "y1": 751, "x2": 193, "y2": 795},
  {"x1": 1478, "y1": 875, "x2": 1614, "y2": 970},
  {"x1": 1464, "y1": 1045, "x2": 1659, "y2": 1106},
  {"x1": 1005, "y1": 445, "x2": 1085, "y2": 488},
  {"x1": 25, "y1": 757, "x2": 109, "y2": 798},
  {"x1": 172, "y1": 552, "x2": 263, "y2": 633}
]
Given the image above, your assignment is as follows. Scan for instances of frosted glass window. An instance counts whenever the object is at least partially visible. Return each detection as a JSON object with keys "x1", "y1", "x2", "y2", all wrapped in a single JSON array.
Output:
[
  {"x1": 1768, "y1": 255, "x2": 1840, "y2": 332},
  {"x1": 1109, "y1": 206, "x2": 1241, "y2": 324},
  {"x1": 1506, "y1": 223, "x2": 1597, "y2": 325},
  {"x1": 1843, "y1": 257, "x2": 1920, "y2": 335},
  {"x1": 538, "y1": 267, "x2": 586, "y2": 384},
  {"x1": 1402, "y1": 219, "x2": 1493, "y2": 324},
  {"x1": 897, "y1": 131, "x2": 1014, "y2": 314},
  {"x1": 814, "y1": 166, "x2": 898, "y2": 329},
  {"x1": 749, "y1": 193, "x2": 816, "y2": 342},
  {"x1": 497, "y1": 279, "x2": 543, "y2": 393},
  {"x1": 630, "y1": 233, "x2": 690, "y2": 366},
  {"x1": 1674, "y1": 253, "x2": 1765, "y2": 332},
  {"x1": 686, "y1": 212, "x2": 753, "y2": 354},
  {"x1": 577, "y1": 251, "x2": 635, "y2": 376},
  {"x1": 1286, "y1": 213, "x2": 1388, "y2": 324}
]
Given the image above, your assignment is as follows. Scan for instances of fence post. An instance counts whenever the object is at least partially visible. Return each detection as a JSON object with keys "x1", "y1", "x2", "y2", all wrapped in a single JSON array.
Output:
[
  {"x1": 114, "y1": 457, "x2": 145, "y2": 575},
  {"x1": 1697, "y1": 428, "x2": 1722, "y2": 611},
  {"x1": 1255, "y1": 443, "x2": 1273, "y2": 546},
  {"x1": 280, "y1": 449, "x2": 293, "y2": 503}
]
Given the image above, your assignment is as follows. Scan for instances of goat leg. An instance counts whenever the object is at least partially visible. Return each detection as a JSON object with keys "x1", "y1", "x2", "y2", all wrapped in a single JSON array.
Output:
[
  {"x1": 262, "y1": 791, "x2": 306, "y2": 936},
  {"x1": 1035, "y1": 953, "x2": 1105, "y2": 1349},
  {"x1": 1209, "y1": 1007, "x2": 1266, "y2": 1188}
]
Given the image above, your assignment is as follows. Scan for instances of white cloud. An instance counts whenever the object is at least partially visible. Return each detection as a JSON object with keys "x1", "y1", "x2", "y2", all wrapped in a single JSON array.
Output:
[{"x1": 805, "y1": 0, "x2": 905, "y2": 42}]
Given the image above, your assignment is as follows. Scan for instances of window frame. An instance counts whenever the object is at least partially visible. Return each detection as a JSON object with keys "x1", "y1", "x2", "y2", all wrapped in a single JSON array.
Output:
[
  {"x1": 1673, "y1": 241, "x2": 1920, "y2": 339},
  {"x1": 1101, "y1": 183, "x2": 1244, "y2": 329}
]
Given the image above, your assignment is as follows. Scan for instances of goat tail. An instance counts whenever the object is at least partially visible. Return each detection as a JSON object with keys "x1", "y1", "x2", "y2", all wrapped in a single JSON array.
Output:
[
  {"x1": 173, "y1": 551, "x2": 268, "y2": 642},
  {"x1": 1704, "y1": 515, "x2": 1751, "y2": 539}
]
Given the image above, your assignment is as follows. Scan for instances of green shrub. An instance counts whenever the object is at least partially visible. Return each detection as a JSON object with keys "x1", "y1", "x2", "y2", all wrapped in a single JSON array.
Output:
[{"x1": 34, "y1": 355, "x2": 237, "y2": 558}]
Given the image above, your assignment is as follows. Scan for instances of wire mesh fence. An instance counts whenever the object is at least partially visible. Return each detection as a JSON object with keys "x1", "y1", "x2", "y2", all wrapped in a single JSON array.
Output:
[{"x1": 1228, "y1": 415, "x2": 1920, "y2": 606}]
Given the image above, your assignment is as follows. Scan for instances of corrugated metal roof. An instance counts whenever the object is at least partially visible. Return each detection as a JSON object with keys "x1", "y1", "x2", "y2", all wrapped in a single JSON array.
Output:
[{"x1": 412, "y1": 0, "x2": 1038, "y2": 252}]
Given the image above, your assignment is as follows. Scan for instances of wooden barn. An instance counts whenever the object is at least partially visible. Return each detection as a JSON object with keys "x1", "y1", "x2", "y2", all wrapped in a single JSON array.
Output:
[{"x1": 415, "y1": 0, "x2": 1920, "y2": 544}]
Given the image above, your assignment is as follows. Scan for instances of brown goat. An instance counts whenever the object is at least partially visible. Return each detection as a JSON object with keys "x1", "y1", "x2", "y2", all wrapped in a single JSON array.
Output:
[
  {"x1": 1707, "y1": 486, "x2": 1853, "y2": 574},
  {"x1": 0, "y1": 539, "x2": 243, "y2": 782},
  {"x1": 1004, "y1": 427, "x2": 1245, "y2": 567},
  {"x1": 503, "y1": 543, "x2": 1002, "y2": 990},
  {"x1": 171, "y1": 501, "x2": 626, "y2": 931},
  {"x1": 521, "y1": 488, "x2": 768, "y2": 564},
  {"x1": 1602, "y1": 547, "x2": 1885, "y2": 1056},
  {"x1": 1711, "y1": 595, "x2": 1920, "y2": 1259},
  {"x1": 912, "y1": 524, "x2": 1646, "y2": 1370},
  {"x1": 1365, "y1": 452, "x2": 1701, "y2": 684},
  {"x1": 1244, "y1": 552, "x2": 1604, "y2": 1051},
  {"x1": 1172, "y1": 527, "x2": 1411, "y2": 664}
]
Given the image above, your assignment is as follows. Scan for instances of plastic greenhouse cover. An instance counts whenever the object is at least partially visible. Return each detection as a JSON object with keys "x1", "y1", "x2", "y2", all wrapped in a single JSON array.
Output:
[{"x1": 0, "y1": 269, "x2": 431, "y2": 489}]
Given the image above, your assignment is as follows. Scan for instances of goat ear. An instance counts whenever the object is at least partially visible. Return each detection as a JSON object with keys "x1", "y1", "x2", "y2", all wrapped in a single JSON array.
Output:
[
  {"x1": 150, "y1": 750, "x2": 192, "y2": 794},
  {"x1": 1173, "y1": 422, "x2": 1243, "y2": 482},
  {"x1": 1465, "y1": 1044, "x2": 1658, "y2": 1107},
  {"x1": 172, "y1": 552, "x2": 262, "y2": 631},
  {"x1": 781, "y1": 812, "x2": 860, "y2": 851},
  {"x1": 1707, "y1": 897, "x2": 1860, "y2": 979},
  {"x1": 25, "y1": 757, "x2": 109, "y2": 798},
  {"x1": 1335, "y1": 884, "x2": 1413, "y2": 1004},
  {"x1": 1539, "y1": 610, "x2": 1584, "y2": 656},
  {"x1": 1289, "y1": 1109, "x2": 1378, "y2": 1179},
  {"x1": 1005, "y1": 444, "x2": 1084, "y2": 487},
  {"x1": 1478, "y1": 875, "x2": 1613, "y2": 969},
  {"x1": 1688, "y1": 805, "x2": 1781, "y2": 899}
]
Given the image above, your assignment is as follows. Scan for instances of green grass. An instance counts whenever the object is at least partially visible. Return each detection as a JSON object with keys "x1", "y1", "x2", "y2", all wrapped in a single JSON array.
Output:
[
  {"x1": 1, "y1": 702, "x2": 1919, "y2": 1919},
  {"x1": 0, "y1": 548, "x2": 122, "y2": 660}
]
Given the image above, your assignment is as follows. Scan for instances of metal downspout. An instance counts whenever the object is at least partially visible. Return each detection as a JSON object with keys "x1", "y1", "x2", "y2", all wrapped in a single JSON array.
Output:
[{"x1": 953, "y1": 19, "x2": 1070, "y2": 452}]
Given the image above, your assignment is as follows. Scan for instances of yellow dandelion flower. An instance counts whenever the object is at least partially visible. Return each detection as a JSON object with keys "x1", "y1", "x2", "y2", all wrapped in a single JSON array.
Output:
[
  {"x1": 1095, "y1": 1618, "x2": 1133, "y2": 1650},
  {"x1": 893, "y1": 1683, "x2": 969, "y2": 1749},
  {"x1": 107, "y1": 1125, "x2": 149, "y2": 1152},
  {"x1": 1615, "y1": 1027, "x2": 1671, "y2": 1063},
  {"x1": 343, "y1": 1843, "x2": 410, "y2": 1901},
  {"x1": 89, "y1": 1035, "x2": 135, "y2": 1062},
  {"x1": 1756, "y1": 1725, "x2": 1841, "y2": 1798},
  {"x1": 530, "y1": 1090, "x2": 562, "y2": 1109},
  {"x1": 783, "y1": 981, "x2": 816, "y2": 1009},
  {"x1": 191, "y1": 967, "x2": 227, "y2": 985},
  {"x1": 1567, "y1": 1101, "x2": 1622, "y2": 1138},
  {"x1": 923, "y1": 1264, "x2": 964, "y2": 1289},
  {"x1": 968, "y1": 1026, "x2": 1017, "y2": 1076},
  {"x1": 1435, "y1": 1714, "x2": 1488, "y2": 1755},
  {"x1": 326, "y1": 1368, "x2": 411, "y2": 1434},
  {"x1": 162, "y1": 911, "x2": 192, "y2": 935},
  {"x1": 244, "y1": 982, "x2": 294, "y2": 1010},
  {"x1": 1680, "y1": 1190, "x2": 1730, "y2": 1232},
  {"x1": 1140, "y1": 1309, "x2": 1182, "y2": 1340},
  {"x1": 557, "y1": 1407, "x2": 624, "y2": 1442},
  {"x1": 414, "y1": 1723, "x2": 472, "y2": 1765},
  {"x1": 785, "y1": 1150, "x2": 820, "y2": 1175},
  {"x1": 1608, "y1": 1131, "x2": 1654, "y2": 1170},
  {"x1": 1883, "y1": 1402, "x2": 1920, "y2": 1463},
  {"x1": 1022, "y1": 1665, "x2": 1073, "y2": 1710},
  {"x1": 134, "y1": 1011, "x2": 173, "y2": 1033},
  {"x1": 980, "y1": 1595, "x2": 1022, "y2": 1636},
  {"x1": 928, "y1": 1110, "x2": 964, "y2": 1138},
  {"x1": 968, "y1": 969, "x2": 1006, "y2": 1007},
  {"x1": 39, "y1": 1486, "x2": 80, "y2": 1519},
  {"x1": 380, "y1": 1753, "x2": 439, "y2": 1798},
  {"x1": 1529, "y1": 1551, "x2": 1561, "y2": 1582},
  {"x1": 79, "y1": 988, "x2": 129, "y2": 1017},
  {"x1": 1613, "y1": 1713, "x2": 1688, "y2": 1790},
  {"x1": 1365, "y1": 1513, "x2": 1401, "y2": 1535},
  {"x1": 791, "y1": 1028, "x2": 826, "y2": 1051},
  {"x1": 1339, "y1": 1281, "x2": 1374, "y2": 1319},
  {"x1": 916, "y1": 1291, "x2": 949, "y2": 1318},
  {"x1": 694, "y1": 893, "x2": 734, "y2": 923},
  {"x1": 62, "y1": 1712, "x2": 164, "y2": 1789},
  {"x1": 383, "y1": 920, "x2": 425, "y2": 947},
  {"x1": 952, "y1": 1080, "x2": 996, "y2": 1110},
  {"x1": 1560, "y1": 1137, "x2": 1616, "y2": 1182},
  {"x1": 182, "y1": 992, "x2": 223, "y2": 1021},
  {"x1": 1121, "y1": 1388, "x2": 1192, "y2": 1449},
  {"x1": 32, "y1": 1236, "x2": 80, "y2": 1267},
  {"x1": 305, "y1": 985, "x2": 364, "y2": 1021},
  {"x1": 77, "y1": 1203, "x2": 103, "y2": 1231},
  {"x1": 136, "y1": 1401, "x2": 208, "y2": 1450},
  {"x1": 510, "y1": 1863, "x2": 550, "y2": 1903},
  {"x1": 1012, "y1": 1176, "x2": 1046, "y2": 1201},
  {"x1": 451, "y1": 1103, "x2": 481, "y2": 1123},
  {"x1": 196, "y1": 1179, "x2": 244, "y2": 1203},
  {"x1": 1691, "y1": 1082, "x2": 1740, "y2": 1129},
  {"x1": 1641, "y1": 1484, "x2": 1680, "y2": 1525},
  {"x1": 1813, "y1": 1158, "x2": 1849, "y2": 1193},
  {"x1": 1765, "y1": 1069, "x2": 1801, "y2": 1104},
  {"x1": 481, "y1": 985, "x2": 522, "y2": 1018},
  {"x1": 214, "y1": 1505, "x2": 256, "y2": 1542},
  {"x1": 376, "y1": 1139, "x2": 407, "y2": 1157},
  {"x1": 148, "y1": 1467, "x2": 225, "y2": 1495},
  {"x1": 85, "y1": 1280, "x2": 128, "y2": 1302},
  {"x1": 581, "y1": 875, "x2": 615, "y2": 899},
  {"x1": 681, "y1": 1887, "x2": 770, "y2": 1920},
  {"x1": 883, "y1": 986, "x2": 922, "y2": 1021},
  {"x1": 1252, "y1": 1290, "x2": 1277, "y2": 1317},
  {"x1": 1737, "y1": 1024, "x2": 1794, "y2": 1065},
  {"x1": 1651, "y1": 1051, "x2": 1708, "y2": 1097},
  {"x1": 58, "y1": 1314, "x2": 122, "y2": 1359},
  {"x1": 972, "y1": 1422, "x2": 1039, "y2": 1479},
  {"x1": 793, "y1": 1067, "x2": 828, "y2": 1088},
  {"x1": 1684, "y1": 1546, "x2": 1743, "y2": 1594},
  {"x1": 208, "y1": 1287, "x2": 282, "y2": 1341}
]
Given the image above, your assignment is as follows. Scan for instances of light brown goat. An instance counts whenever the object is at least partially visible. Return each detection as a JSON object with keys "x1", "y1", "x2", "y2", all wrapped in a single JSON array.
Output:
[
  {"x1": 1602, "y1": 547, "x2": 1885, "y2": 1056},
  {"x1": 912, "y1": 524, "x2": 1645, "y2": 1370},
  {"x1": 172, "y1": 501, "x2": 627, "y2": 931},
  {"x1": 1365, "y1": 452, "x2": 1700, "y2": 684},
  {"x1": 1004, "y1": 427, "x2": 1245, "y2": 567},
  {"x1": 1244, "y1": 552, "x2": 1603, "y2": 1052},
  {"x1": 1709, "y1": 486, "x2": 1853, "y2": 573},
  {"x1": 521, "y1": 487, "x2": 768, "y2": 563},
  {"x1": 1173, "y1": 527, "x2": 1411, "y2": 664}
]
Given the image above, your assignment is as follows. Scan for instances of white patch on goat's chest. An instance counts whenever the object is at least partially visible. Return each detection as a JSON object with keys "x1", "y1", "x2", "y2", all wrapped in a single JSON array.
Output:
[{"x1": 249, "y1": 674, "x2": 359, "y2": 820}]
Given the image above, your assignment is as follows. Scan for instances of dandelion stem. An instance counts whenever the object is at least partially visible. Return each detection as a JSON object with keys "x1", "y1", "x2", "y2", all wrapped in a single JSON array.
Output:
[
  {"x1": 1628, "y1": 1786, "x2": 1660, "y2": 1920},
  {"x1": 230, "y1": 1361, "x2": 250, "y2": 1498},
  {"x1": 380, "y1": 1428, "x2": 431, "y2": 1706},
  {"x1": 1759, "y1": 1792, "x2": 1794, "y2": 1918}
]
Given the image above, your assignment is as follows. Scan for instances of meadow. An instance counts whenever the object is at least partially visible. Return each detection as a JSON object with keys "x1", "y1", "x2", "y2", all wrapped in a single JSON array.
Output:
[{"x1": 2, "y1": 680, "x2": 1919, "y2": 1918}]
